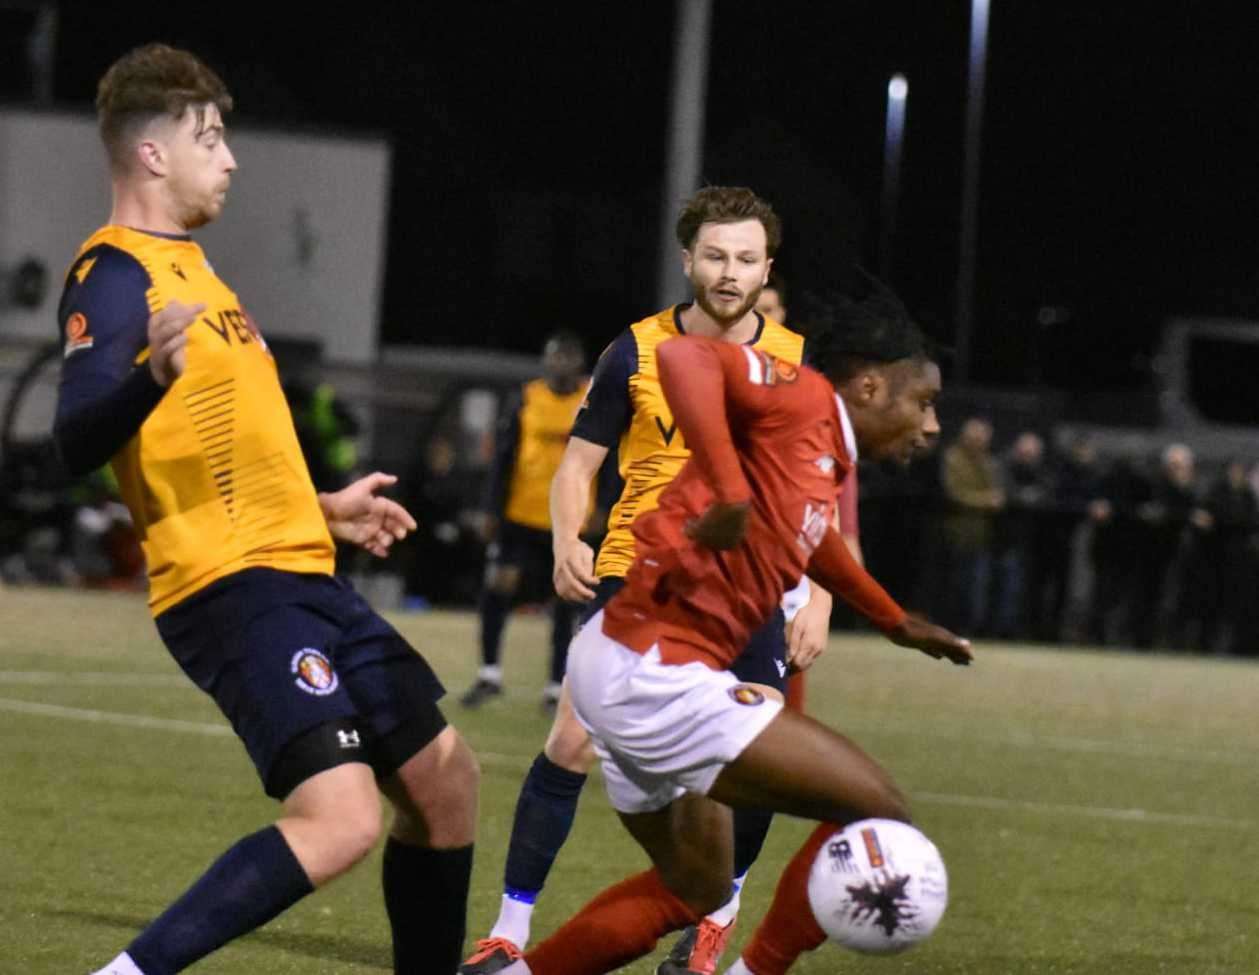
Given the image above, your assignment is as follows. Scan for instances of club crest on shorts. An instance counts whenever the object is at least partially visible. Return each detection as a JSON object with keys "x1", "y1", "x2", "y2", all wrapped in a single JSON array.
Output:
[
  {"x1": 291, "y1": 648, "x2": 338, "y2": 696},
  {"x1": 729, "y1": 684, "x2": 765, "y2": 707}
]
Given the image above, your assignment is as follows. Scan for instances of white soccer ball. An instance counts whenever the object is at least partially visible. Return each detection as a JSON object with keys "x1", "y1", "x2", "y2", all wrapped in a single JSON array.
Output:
[{"x1": 806, "y1": 818, "x2": 949, "y2": 954}]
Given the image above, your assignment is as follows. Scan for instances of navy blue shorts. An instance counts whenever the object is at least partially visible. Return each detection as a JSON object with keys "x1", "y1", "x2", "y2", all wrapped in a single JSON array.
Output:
[
  {"x1": 156, "y1": 568, "x2": 446, "y2": 798},
  {"x1": 582, "y1": 577, "x2": 788, "y2": 692}
]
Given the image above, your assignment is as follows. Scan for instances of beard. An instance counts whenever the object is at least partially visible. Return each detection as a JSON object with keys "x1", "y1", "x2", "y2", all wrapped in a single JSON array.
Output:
[
  {"x1": 692, "y1": 280, "x2": 762, "y2": 326},
  {"x1": 171, "y1": 178, "x2": 227, "y2": 231},
  {"x1": 182, "y1": 193, "x2": 225, "y2": 230}
]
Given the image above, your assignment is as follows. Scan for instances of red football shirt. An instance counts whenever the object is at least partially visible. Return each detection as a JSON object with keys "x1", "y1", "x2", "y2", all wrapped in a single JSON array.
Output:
[{"x1": 602, "y1": 336, "x2": 906, "y2": 670}]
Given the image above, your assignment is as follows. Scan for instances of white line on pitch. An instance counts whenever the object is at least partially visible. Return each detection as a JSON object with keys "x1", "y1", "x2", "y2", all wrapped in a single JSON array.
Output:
[
  {"x1": 0, "y1": 671, "x2": 187, "y2": 687},
  {"x1": 913, "y1": 790, "x2": 1253, "y2": 831},
  {"x1": 0, "y1": 696, "x2": 526, "y2": 770},
  {"x1": 3, "y1": 671, "x2": 1254, "y2": 767},
  {"x1": 0, "y1": 696, "x2": 1252, "y2": 832},
  {"x1": 838, "y1": 714, "x2": 1256, "y2": 768},
  {"x1": 0, "y1": 697, "x2": 234, "y2": 735}
]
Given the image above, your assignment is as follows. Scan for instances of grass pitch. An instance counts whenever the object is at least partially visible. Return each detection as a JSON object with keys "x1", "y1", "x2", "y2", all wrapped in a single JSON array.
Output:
[{"x1": 2, "y1": 586, "x2": 1256, "y2": 974}]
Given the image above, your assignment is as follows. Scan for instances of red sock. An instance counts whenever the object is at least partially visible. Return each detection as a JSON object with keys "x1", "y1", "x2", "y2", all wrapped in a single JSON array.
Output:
[
  {"x1": 524, "y1": 868, "x2": 699, "y2": 975},
  {"x1": 740, "y1": 823, "x2": 834, "y2": 975},
  {"x1": 785, "y1": 672, "x2": 806, "y2": 712}
]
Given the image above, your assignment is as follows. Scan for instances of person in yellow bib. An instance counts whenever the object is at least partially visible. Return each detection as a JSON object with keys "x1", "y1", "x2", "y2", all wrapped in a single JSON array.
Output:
[
  {"x1": 60, "y1": 44, "x2": 479, "y2": 975},
  {"x1": 462, "y1": 332, "x2": 589, "y2": 711}
]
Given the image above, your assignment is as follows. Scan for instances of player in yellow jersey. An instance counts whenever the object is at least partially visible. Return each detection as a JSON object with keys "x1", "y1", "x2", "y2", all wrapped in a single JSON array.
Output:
[
  {"x1": 60, "y1": 45, "x2": 479, "y2": 975},
  {"x1": 462, "y1": 331, "x2": 589, "y2": 710},
  {"x1": 461, "y1": 187, "x2": 834, "y2": 975}
]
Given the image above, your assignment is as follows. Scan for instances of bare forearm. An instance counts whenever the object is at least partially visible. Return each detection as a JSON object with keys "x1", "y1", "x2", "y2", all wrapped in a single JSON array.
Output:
[
  {"x1": 807, "y1": 527, "x2": 906, "y2": 632},
  {"x1": 551, "y1": 461, "x2": 597, "y2": 550}
]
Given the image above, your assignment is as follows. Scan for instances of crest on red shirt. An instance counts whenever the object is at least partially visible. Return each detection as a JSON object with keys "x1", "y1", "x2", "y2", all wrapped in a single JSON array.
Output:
[{"x1": 769, "y1": 358, "x2": 799, "y2": 384}]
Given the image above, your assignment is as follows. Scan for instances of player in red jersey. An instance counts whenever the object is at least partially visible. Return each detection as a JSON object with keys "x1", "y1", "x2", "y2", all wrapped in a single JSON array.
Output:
[
  {"x1": 496, "y1": 296, "x2": 972, "y2": 975},
  {"x1": 754, "y1": 271, "x2": 865, "y2": 721}
]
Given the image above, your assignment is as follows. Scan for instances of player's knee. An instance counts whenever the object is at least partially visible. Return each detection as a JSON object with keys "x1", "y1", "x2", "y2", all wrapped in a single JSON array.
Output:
[
  {"x1": 329, "y1": 794, "x2": 384, "y2": 869},
  {"x1": 543, "y1": 711, "x2": 596, "y2": 772},
  {"x1": 390, "y1": 729, "x2": 481, "y2": 847},
  {"x1": 870, "y1": 778, "x2": 912, "y2": 824},
  {"x1": 658, "y1": 861, "x2": 730, "y2": 916},
  {"x1": 287, "y1": 785, "x2": 382, "y2": 881},
  {"x1": 434, "y1": 733, "x2": 481, "y2": 828},
  {"x1": 486, "y1": 565, "x2": 520, "y2": 596}
]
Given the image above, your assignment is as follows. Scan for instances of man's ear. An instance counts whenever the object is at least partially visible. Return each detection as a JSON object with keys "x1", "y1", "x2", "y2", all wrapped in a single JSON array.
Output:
[
  {"x1": 857, "y1": 368, "x2": 886, "y2": 405},
  {"x1": 136, "y1": 137, "x2": 167, "y2": 177}
]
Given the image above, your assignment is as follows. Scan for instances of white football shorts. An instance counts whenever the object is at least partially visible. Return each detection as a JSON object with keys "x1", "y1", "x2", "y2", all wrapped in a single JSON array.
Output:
[{"x1": 566, "y1": 609, "x2": 785, "y2": 814}]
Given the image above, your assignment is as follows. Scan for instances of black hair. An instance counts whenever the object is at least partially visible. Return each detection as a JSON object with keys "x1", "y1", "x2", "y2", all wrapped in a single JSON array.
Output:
[
  {"x1": 544, "y1": 329, "x2": 584, "y2": 356},
  {"x1": 801, "y1": 270, "x2": 937, "y2": 383},
  {"x1": 763, "y1": 270, "x2": 788, "y2": 306}
]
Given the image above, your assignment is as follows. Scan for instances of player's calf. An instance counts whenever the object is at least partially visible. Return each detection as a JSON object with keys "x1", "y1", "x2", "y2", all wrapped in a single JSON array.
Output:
[
  {"x1": 620, "y1": 795, "x2": 734, "y2": 917},
  {"x1": 380, "y1": 723, "x2": 480, "y2": 974}
]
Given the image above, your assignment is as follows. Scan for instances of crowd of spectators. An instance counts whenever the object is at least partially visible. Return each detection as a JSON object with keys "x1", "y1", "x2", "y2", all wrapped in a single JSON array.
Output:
[{"x1": 857, "y1": 419, "x2": 1259, "y2": 656}]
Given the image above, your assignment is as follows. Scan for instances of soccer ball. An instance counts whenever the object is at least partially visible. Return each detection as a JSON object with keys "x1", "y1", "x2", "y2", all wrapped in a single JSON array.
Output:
[{"x1": 806, "y1": 818, "x2": 948, "y2": 954}]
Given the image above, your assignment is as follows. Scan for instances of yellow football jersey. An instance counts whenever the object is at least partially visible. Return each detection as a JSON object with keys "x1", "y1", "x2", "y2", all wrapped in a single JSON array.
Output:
[
  {"x1": 57, "y1": 226, "x2": 335, "y2": 614},
  {"x1": 572, "y1": 305, "x2": 804, "y2": 579},
  {"x1": 502, "y1": 378, "x2": 589, "y2": 531}
]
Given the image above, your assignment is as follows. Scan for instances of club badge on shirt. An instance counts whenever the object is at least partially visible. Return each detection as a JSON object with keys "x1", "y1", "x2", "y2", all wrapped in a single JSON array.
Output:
[{"x1": 64, "y1": 312, "x2": 93, "y2": 358}]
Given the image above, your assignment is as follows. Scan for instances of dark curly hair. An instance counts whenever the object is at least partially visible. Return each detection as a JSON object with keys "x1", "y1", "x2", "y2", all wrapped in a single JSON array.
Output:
[{"x1": 801, "y1": 270, "x2": 938, "y2": 383}]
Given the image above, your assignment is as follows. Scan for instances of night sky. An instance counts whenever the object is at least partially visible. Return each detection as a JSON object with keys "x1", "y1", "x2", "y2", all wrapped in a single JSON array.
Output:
[{"x1": 11, "y1": 2, "x2": 1259, "y2": 389}]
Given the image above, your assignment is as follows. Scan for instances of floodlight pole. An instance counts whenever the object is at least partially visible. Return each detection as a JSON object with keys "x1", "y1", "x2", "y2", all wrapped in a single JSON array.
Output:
[
  {"x1": 879, "y1": 73, "x2": 909, "y2": 280},
  {"x1": 656, "y1": 0, "x2": 713, "y2": 311},
  {"x1": 955, "y1": 0, "x2": 990, "y2": 382}
]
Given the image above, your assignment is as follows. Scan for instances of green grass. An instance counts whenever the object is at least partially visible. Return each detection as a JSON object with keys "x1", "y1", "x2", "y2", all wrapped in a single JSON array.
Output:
[{"x1": 2, "y1": 586, "x2": 1257, "y2": 974}]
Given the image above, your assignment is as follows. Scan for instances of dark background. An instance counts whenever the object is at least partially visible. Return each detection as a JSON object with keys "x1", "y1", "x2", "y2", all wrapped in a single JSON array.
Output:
[{"x1": 6, "y1": 1, "x2": 1259, "y2": 389}]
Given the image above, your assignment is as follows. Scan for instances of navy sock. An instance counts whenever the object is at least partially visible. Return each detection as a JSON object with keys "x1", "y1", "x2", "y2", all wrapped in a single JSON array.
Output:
[
  {"x1": 733, "y1": 807, "x2": 775, "y2": 877},
  {"x1": 382, "y1": 838, "x2": 474, "y2": 975},
  {"x1": 549, "y1": 600, "x2": 576, "y2": 684},
  {"x1": 127, "y1": 825, "x2": 313, "y2": 975},
  {"x1": 502, "y1": 753, "x2": 588, "y2": 895},
  {"x1": 479, "y1": 590, "x2": 511, "y2": 669}
]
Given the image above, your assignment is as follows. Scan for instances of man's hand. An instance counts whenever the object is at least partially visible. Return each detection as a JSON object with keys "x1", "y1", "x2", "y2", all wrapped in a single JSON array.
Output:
[
  {"x1": 887, "y1": 615, "x2": 973, "y2": 665},
  {"x1": 148, "y1": 300, "x2": 205, "y2": 387},
  {"x1": 786, "y1": 587, "x2": 832, "y2": 672},
  {"x1": 685, "y1": 501, "x2": 749, "y2": 550},
  {"x1": 319, "y1": 472, "x2": 417, "y2": 558},
  {"x1": 553, "y1": 537, "x2": 598, "y2": 601}
]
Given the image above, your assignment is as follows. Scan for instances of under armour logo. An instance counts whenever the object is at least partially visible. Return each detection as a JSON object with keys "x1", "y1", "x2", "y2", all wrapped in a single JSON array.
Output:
[{"x1": 336, "y1": 729, "x2": 362, "y2": 749}]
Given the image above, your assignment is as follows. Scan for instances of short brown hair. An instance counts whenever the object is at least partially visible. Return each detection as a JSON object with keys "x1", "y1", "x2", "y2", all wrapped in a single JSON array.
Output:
[
  {"x1": 96, "y1": 43, "x2": 233, "y2": 168},
  {"x1": 675, "y1": 186, "x2": 782, "y2": 257}
]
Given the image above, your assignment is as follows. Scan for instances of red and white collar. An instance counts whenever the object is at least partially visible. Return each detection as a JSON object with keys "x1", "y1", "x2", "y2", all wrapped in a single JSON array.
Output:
[{"x1": 835, "y1": 394, "x2": 858, "y2": 463}]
